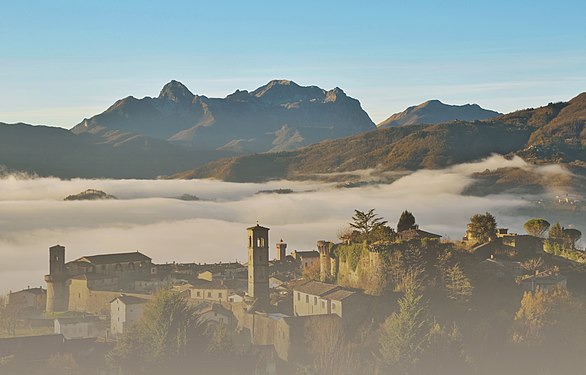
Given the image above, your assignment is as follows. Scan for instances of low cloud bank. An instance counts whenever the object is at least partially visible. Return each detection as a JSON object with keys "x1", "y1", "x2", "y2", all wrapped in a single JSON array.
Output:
[{"x1": 0, "y1": 155, "x2": 576, "y2": 294}]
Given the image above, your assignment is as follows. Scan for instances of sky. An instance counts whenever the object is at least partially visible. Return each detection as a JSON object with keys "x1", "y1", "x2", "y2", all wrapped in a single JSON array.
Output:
[
  {"x1": 1, "y1": 0, "x2": 586, "y2": 127},
  {"x1": 3, "y1": 155, "x2": 581, "y2": 294}
]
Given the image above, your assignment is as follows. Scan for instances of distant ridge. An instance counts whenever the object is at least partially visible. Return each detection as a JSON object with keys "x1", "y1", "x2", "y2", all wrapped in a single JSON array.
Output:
[
  {"x1": 378, "y1": 100, "x2": 501, "y2": 128},
  {"x1": 72, "y1": 79, "x2": 376, "y2": 153}
]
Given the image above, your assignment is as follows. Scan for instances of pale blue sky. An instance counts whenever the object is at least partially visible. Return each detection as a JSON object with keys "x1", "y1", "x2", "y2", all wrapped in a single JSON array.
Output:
[{"x1": 1, "y1": 0, "x2": 585, "y2": 127}]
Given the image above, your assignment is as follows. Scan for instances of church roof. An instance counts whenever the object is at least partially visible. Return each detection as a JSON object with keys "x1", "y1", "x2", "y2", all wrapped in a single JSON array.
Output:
[{"x1": 75, "y1": 252, "x2": 151, "y2": 265}]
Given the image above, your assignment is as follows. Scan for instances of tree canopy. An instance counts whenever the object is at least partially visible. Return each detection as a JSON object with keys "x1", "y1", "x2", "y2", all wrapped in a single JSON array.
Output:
[
  {"x1": 524, "y1": 218, "x2": 550, "y2": 237},
  {"x1": 468, "y1": 212, "x2": 497, "y2": 243}
]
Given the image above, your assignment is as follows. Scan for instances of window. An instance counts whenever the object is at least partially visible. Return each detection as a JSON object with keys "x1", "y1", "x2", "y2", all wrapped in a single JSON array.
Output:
[
  {"x1": 196, "y1": 291, "x2": 201, "y2": 297},
  {"x1": 322, "y1": 301, "x2": 325, "y2": 309},
  {"x1": 314, "y1": 297, "x2": 317, "y2": 305},
  {"x1": 207, "y1": 292, "x2": 212, "y2": 298},
  {"x1": 332, "y1": 302, "x2": 336, "y2": 310},
  {"x1": 306, "y1": 295, "x2": 309, "y2": 303},
  {"x1": 218, "y1": 292, "x2": 223, "y2": 298},
  {"x1": 297, "y1": 292, "x2": 300, "y2": 301}
]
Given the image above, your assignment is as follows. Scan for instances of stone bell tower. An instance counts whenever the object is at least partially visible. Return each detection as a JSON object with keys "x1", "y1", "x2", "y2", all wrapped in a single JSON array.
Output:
[
  {"x1": 317, "y1": 240, "x2": 333, "y2": 282},
  {"x1": 247, "y1": 224, "x2": 270, "y2": 307},
  {"x1": 276, "y1": 239, "x2": 287, "y2": 261},
  {"x1": 45, "y1": 245, "x2": 69, "y2": 313}
]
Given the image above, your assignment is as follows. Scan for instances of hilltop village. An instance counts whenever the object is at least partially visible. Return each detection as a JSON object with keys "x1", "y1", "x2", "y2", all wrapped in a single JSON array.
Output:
[{"x1": 1, "y1": 211, "x2": 585, "y2": 375}]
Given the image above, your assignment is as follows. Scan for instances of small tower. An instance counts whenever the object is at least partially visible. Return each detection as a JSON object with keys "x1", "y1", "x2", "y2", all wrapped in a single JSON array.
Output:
[
  {"x1": 247, "y1": 224, "x2": 270, "y2": 307},
  {"x1": 317, "y1": 240, "x2": 332, "y2": 282},
  {"x1": 276, "y1": 239, "x2": 287, "y2": 261},
  {"x1": 45, "y1": 245, "x2": 69, "y2": 313}
]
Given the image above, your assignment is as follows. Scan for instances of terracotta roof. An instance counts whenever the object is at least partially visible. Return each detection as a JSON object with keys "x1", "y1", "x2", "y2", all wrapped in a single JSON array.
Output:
[
  {"x1": 10, "y1": 287, "x2": 46, "y2": 296},
  {"x1": 110, "y1": 295, "x2": 148, "y2": 305},
  {"x1": 398, "y1": 228, "x2": 442, "y2": 240},
  {"x1": 76, "y1": 251, "x2": 151, "y2": 265},
  {"x1": 294, "y1": 280, "x2": 339, "y2": 296}
]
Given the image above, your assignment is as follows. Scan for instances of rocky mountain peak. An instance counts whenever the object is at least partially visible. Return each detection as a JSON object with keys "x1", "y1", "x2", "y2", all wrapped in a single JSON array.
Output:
[{"x1": 158, "y1": 80, "x2": 195, "y2": 103}]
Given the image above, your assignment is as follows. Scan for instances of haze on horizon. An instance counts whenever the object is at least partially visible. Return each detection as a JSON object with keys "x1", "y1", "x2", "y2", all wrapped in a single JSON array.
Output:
[
  {"x1": 2, "y1": 155, "x2": 583, "y2": 295},
  {"x1": 1, "y1": 0, "x2": 585, "y2": 127}
]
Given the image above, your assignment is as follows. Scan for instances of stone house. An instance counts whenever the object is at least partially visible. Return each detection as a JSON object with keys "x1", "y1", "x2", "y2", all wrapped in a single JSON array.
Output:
[
  {"x1": 8, "y1": 287, "x2": 46, "y2": 314},
  {"x1": 397, "y1": 225, "x2": 442, "y2": 241},
  {"x1": 189, "y1": 279, "x2": 237, "y2": 303},
  {"x1": 195, "y1": 302, "x2": 235, "y2": 327},
  {"x1": 290, "y1": 250, "x2": 320, "y2": 270},
  {"x1": 292, "y1": 280, "x2": 361, "y2": 319},
  {"x1": 110, "y1": 295, "x2": 148, "y2": 337}
]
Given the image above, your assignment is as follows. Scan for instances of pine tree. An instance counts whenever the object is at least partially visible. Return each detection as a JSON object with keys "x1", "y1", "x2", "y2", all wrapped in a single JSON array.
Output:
[
  {"x1": 397, "y1": 210, "x2": 416, "y2": 233},
  {"x1": 377, "y1": 289, "x2": 428, "y2": 374}
]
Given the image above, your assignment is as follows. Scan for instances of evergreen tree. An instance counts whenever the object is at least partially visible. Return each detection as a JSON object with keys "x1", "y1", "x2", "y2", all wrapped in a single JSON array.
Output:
[
  {"x1": 442, "y1": 264, "x2": 473, "y2": 302},
  {"x1": 350, "y1": 209, "x2": 388, "y2": 241},
  {"x1": 107, "y1": 290, "x2": 205, "y2": 373},
  {"x1": 397, "y1": 210, "x2": 416, "y2": 233},
  {"x1": 377, "y1": 289, "x2": 428, "y2": 374}
]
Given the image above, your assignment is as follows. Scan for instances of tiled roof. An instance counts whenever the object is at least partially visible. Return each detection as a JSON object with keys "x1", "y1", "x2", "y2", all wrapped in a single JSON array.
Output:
[
  {"x1": 398, "y1": 228, "x2": 442, "y2": 240},
  {"x1": 294, "y1": 280, "x2": 339, "y2": 296},
  {"x1": 76, "y1": 252, "x2": 151, "y2": 265},
  {"x1": 292, "y1": 250, "x2": 320, "y2": 258},
  {"x1": 110, "y1": 295, "x2": 148, "y2": 305},
  {"x1": 323, "y1": 289, "x2": 356, "y2": 301},
  {"x1": 10, "y1": 287, "x2": 46, "y2": 296}
]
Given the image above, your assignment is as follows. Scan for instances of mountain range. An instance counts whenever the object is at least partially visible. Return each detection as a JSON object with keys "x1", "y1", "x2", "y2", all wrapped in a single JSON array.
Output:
[
  {"x1": 0, "y1": 80, "x2": 584, "y2": 193},
  {"x1": 176, "y1": 93, "x2": 586, "y2": 194},
  {"x1": 72, "y1": 80, "x2": 375, "y2": 154}
]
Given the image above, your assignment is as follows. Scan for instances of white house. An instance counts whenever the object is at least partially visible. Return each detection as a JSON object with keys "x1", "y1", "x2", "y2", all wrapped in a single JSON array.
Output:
[
  {"x1": 54, "y1": 316, "x2": 103, "y2": 339},
  {"x1": 110, "y1": 295, "x2": 148, "y2": 337},
  {"x1": 293, "y1": 280, "x2": 361, "y2": 319}
]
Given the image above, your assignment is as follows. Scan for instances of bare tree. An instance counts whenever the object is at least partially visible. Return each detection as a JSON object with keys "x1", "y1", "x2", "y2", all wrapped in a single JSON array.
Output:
[
  {"x1": 0, "y1": 295, "x2": 19, "y2": 337},
  {"x1": 304, "y1": 316, "x2": 360, "y2": 375}
]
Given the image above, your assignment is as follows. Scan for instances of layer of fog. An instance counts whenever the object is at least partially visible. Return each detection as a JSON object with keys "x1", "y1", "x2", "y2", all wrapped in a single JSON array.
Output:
[{"x1": 0, "y1": 155, "x2": 576, "y2": 294}]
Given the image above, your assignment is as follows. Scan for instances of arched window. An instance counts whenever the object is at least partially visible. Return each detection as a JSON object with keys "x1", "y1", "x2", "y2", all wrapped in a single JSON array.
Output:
[
  {"x1": 128, "y1": 262, "x2": 135, "y2": 271},
  {"x1": 115, "y1": 263, "x2": 122, "y2": 272}
]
